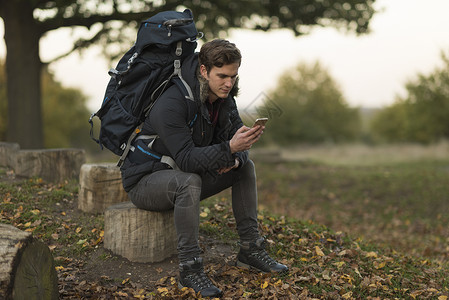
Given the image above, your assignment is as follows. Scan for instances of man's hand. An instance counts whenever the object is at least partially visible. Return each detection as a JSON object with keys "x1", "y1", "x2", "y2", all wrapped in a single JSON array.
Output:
[{"x1": 229, "y1": 125, "x2": 264, "y2": 154}]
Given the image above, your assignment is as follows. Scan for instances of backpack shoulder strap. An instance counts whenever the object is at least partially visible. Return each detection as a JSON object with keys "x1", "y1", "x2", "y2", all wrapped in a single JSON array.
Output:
[
  {"x1": 172, "y1": 74, "x2": 194, "y2": 101},
  {"x1": 171, "y1": 75, "x2": 198, "y2": 128},
  {"x1": 172, "y1": 46, "x2": 194, "y2": 101}
]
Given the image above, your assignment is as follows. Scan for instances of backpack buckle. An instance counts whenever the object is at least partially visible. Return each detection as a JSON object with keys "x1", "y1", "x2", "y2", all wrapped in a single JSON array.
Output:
[
  {"x1": 173, "y1": 60, "x2": 181, "y2": 70},
  {"x1": 175, "y1": 41, "x2": 182, "y2": 56}
]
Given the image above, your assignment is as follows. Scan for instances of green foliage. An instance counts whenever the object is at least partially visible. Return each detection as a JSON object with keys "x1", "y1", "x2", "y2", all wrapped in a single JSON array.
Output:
[
  {"x1": 370, "y1": 51, "x2": 449, "y2": 144},
  {"x1": 369, "y1": 100, "x2": 410, "y2": 142},
  {"x1": 22, "y1": 0, "x2": 377, "y2": 60},
  {"x1": 41, "y1": 69, "x2": 93, "y2": 149},
  {"x1": 258, "y1": 62, "x2": 361, "y2": 145},
  {"x1": 0, "y1": 62, "x2": 93, "y2": 149}
]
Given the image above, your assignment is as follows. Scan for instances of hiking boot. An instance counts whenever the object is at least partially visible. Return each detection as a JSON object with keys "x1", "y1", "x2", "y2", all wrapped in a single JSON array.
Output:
[
  {"x1": 178, "y1": 257, "x2": 223, "y2": 298},
  {"x1": 236, "y1": 237, "x2": 289, "y2": 274}
]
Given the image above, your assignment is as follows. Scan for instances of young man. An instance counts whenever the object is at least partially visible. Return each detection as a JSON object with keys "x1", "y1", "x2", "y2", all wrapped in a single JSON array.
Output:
[{"x1": 120, "y1": 39, "x2": 288, "y2": 298}]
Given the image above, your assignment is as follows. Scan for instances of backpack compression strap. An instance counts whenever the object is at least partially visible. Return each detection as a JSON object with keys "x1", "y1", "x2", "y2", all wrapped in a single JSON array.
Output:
[{"x1": 117, "y1": 123, "x2": 143, "y2": 167}]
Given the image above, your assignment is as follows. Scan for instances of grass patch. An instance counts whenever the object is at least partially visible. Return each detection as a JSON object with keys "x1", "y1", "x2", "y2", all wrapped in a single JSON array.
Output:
[
  {"x1": 199, "y1": 197, "x2": 239, "y2": 242},
  {"x1": 0, "y1": 178, "x2": 104, "y2": 260},
  {"x1": 196, "y1": 196, "x2": 449, "y2": 299},
  {"x1": 1, "y1": 143, "x2": 449, "y2": 298},
  {"x1": 254, "y1": 158, "x2": 449, "y2": 261}
]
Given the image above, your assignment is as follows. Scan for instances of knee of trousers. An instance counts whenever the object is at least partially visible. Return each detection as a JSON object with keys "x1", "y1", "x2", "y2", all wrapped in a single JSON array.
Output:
[
  {"x1": 244, "y1": 159, "x2": 255, "y2": 171},
  {"x1": 174, "y1": 173, "x2": 202, "y2": 208},
  {"x1": 239, "y1": 159, "x2": 256, "y2": 179},
  {"x1": 183, "y1": 172, "x2": 202, "y2": 189}
]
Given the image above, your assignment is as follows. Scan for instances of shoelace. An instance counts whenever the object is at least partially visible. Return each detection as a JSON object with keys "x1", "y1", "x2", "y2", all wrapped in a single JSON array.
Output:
[
  {"x1": 186, "y1": 269, "x2": 214, "y2": 290},
  {"x1": 251, "y1": 249, "x2": 277, "y2": 266}
]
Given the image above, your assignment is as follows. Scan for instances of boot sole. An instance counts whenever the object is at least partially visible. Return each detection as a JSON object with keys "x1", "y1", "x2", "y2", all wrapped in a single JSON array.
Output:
[
  {"x1": 236, "y1": 260, "x2": 289, "y2": 274},
  {"x1": 178, "y1": 282, "x2": 223, "y2": 298},
  {"x1": 236, "y1": 259, "x2": 267, "y2": 273}
]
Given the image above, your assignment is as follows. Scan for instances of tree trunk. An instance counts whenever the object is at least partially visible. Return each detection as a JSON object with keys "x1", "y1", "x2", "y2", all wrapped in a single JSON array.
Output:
[
  {"x1": 0, "y1": 224, "x2": 58, "y2": 299},
  {"x1": 2, "y1": 1, "x2": 44, "y2": 149},
  {"x1": 78, "y1": 163, "x2": 129, "y2": 214},
  {"x1": 14, "y1": 148, "x2": 86, "y2": 182},
  {"x1": 104, "y1": 202, "x2": 177, "y2": 263}
]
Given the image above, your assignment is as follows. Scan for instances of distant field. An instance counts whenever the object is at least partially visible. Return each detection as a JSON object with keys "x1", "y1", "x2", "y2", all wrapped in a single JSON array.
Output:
[
  {"x1": 249, "y1": 142, "x2": 449, "y2": 261},
  {"x1": 276, "y1": 141, "x2": 449, "y2": 166}
]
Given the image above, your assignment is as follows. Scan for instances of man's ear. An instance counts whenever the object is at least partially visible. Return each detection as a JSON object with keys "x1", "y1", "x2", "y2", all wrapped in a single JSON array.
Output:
[{"x1": 200, "y1": 65, "x2": 208, "y2": 79}]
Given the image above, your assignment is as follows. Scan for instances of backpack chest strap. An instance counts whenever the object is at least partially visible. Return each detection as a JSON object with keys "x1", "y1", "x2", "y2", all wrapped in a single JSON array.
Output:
[{"x1": 132, "y1": 134, "x2": 180, "y2": 171}]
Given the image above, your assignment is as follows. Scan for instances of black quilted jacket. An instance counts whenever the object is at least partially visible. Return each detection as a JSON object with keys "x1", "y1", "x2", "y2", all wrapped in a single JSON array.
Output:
[{"x1": 120, "y1": 54, "x2": 248, "y2": 191}]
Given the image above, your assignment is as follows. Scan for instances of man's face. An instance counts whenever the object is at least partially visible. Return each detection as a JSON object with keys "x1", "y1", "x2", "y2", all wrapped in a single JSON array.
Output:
[{"x1": 200, "y1": 63, "x2": 239, "y2": 102}]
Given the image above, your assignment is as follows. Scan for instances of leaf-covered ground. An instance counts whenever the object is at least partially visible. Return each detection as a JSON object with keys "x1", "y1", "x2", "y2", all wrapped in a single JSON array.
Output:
[
  {"x1": 0, "y1": 165, "x2": 448, "y2": 299},
  {"x1": 255, "y1": 159, "x2": 449, "y2": 262}
]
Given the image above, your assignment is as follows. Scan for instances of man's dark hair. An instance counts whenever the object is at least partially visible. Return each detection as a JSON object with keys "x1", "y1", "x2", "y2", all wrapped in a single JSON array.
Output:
[{"x1": 199, "y1": 39, "x2": 242, "y2": 74}]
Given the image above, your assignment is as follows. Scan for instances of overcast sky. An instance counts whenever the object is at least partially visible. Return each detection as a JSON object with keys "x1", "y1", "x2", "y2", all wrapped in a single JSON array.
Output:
[{"x1": 1, "y1": 0, "x2": 449, "y2": 112}]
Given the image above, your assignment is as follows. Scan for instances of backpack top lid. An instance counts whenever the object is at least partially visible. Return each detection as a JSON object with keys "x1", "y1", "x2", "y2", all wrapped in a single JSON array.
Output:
[{"x1": 135, "y1": 9, "x2": 199, "y2": 53}]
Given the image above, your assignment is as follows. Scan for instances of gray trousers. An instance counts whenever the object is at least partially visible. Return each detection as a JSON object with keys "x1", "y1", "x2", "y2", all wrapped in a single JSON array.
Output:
[{"x1": 128, "y1": 159, "x2": 260, "y2": 262}]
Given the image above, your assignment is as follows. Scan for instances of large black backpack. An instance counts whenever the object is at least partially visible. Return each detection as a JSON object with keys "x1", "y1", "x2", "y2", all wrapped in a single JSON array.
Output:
[{"x1": 89, "y1": 9, "x2": 201, "y2": 166}]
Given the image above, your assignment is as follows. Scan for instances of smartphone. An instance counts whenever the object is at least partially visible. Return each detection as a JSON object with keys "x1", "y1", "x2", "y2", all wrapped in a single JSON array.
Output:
[{"x1": 252, "y1": 117, "x2": 268, "y2": 128}]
